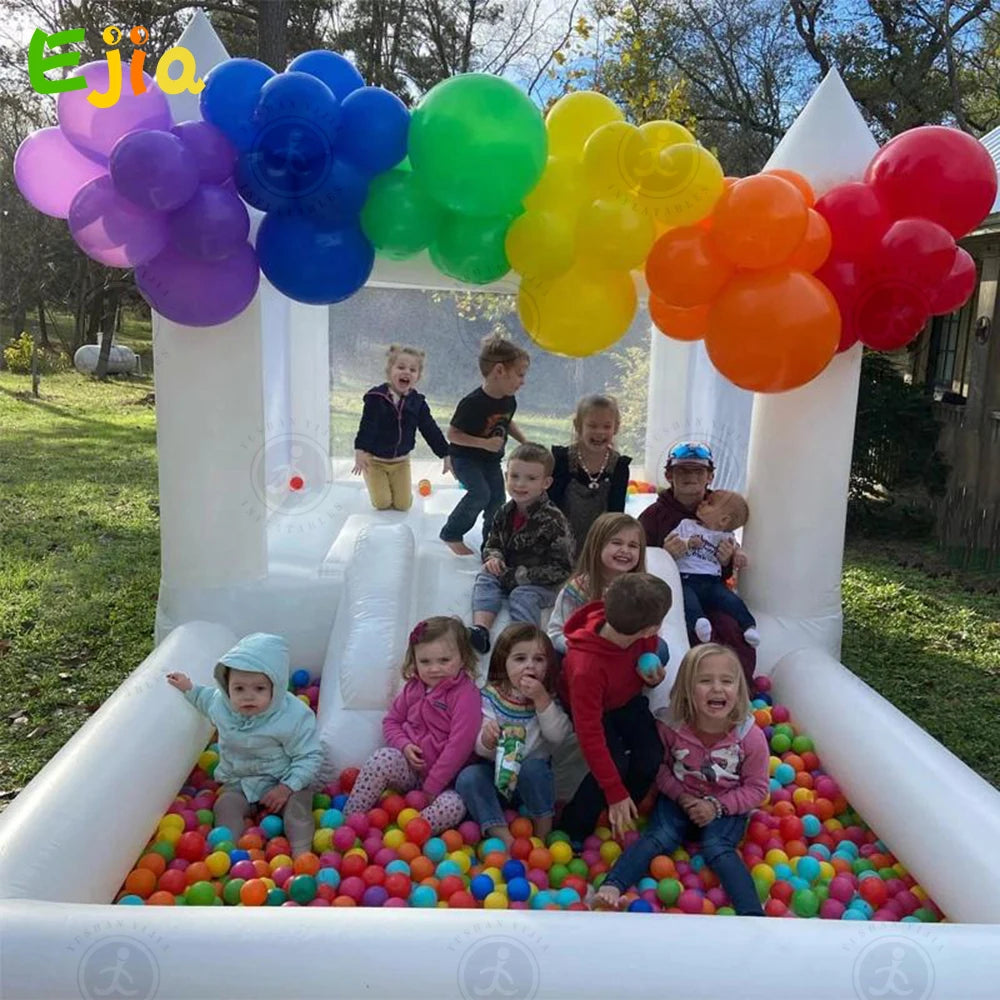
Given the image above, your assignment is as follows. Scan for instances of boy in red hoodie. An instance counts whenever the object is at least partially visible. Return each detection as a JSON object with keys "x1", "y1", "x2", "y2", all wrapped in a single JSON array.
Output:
[{"x1": 557, "y1": 572, "x2": 673, "y2": 844}]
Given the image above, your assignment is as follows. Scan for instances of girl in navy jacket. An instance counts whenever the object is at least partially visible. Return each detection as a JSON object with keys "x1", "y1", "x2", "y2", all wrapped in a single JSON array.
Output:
[{"x1": 353, "y1": 345, "x2": 451, "y2": 511}]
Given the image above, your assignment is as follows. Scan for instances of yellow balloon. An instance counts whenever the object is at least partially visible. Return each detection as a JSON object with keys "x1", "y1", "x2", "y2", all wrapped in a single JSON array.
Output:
[
  {"x1": 638, "y1": 119, "x2": 695, "y2": 149},
  {"x1": 505, "y1": 211, "x2": 574, "y2": 279},
  {"x1": 582, "y1": 121, "x2": 641, "y2": 201},
  {"x1": 636, "y1": 143, "x2": 725, "y2": 226},
  {"x1": 576, "y1": 199, "x2": 655, "y2": 271},
  {"x1": 545, "y1": 91, "x2": 624, "y2": 161},
  {"x1": 522, "y1": 156, "x2": 587, "y2": 217},
  {"x1": 518, "y1": 265, "x2": 637, "y2": 357}
]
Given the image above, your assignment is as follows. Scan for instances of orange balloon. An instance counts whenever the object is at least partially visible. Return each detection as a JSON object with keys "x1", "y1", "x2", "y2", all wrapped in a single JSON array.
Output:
[
  {"x1": 705, "y1": 269, "x2": 840, "y2": 392},
  {"x1": 645, "y1": 227, "x2": 733, "y2": 307},
  {"x1": 786, "y1": 209, "x2": 832, "y2": 272},
  {"x1": 649, "y1": 295, "x2": 709, "y2": 341},
  {"x1": 710, "y1": 175, "x2": 809, "y2": 269},
  {"x1": 765, "y1": 168, "x2": 815, "y2": 206}
]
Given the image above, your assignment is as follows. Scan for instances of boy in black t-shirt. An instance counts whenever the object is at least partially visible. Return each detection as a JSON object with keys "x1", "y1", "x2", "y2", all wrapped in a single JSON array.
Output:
[{"x1": 440, "y1": 335, "x2": 530, "y2": 556}]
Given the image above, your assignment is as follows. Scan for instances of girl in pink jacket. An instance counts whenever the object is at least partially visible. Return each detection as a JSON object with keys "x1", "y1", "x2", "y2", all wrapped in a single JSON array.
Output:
[
  {"x1": 344, "y1": 616, "x2": 481, "y2": 833},
  {"x1": 594, "y1": 643, "x2": 768, "y2": 915}
]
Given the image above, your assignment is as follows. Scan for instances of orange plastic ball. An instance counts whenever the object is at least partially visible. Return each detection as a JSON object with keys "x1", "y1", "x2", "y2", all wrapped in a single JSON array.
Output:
[
  {"x1": 649, "y1": 855, "x2": 676, "y2": 880},
  {"x1": 240, "y1": 879, "x2": 268, "y2": 906},
  {"x1": 146, "y1": 890, "x2": 176, "y2": 906},
  {"x1": 527, "y1": 848, "x2": 552, "y2": 871},
  {"x1": 410, "y1": 856, "x2": 435, "y2": 881},
  {"x1": 441, "y1": 829, "x2": 464, "y2": 853},
  {"x1": 509, "y1": 817, "x2": 534, "y2": 839},
  {"x1": 397, "y1": 842, "x2": 421, "y2": 863},
  {"x1": 184, "y1": 862, "x2": 211, "y2": 886},
  {"x1": 294, "y1": 852, "x2": 321, "y2": 876},
  {"x1": 137, "y1": 853, "x2": 167, "y2": 877},
  {"x1": 124, "y1": 868, "x2": 157, "y2": 898}
]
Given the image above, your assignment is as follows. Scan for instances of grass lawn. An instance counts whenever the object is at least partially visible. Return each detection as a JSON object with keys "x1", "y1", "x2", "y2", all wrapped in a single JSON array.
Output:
[{"x1": 2, "y1": 371, "x2": 999, "y2": 811}]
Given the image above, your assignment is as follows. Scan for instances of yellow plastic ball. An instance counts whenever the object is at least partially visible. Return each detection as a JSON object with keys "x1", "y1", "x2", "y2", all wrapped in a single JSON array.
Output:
[
  {"x1": 912, "y1": 886, "x2": 928, "y2": 901},
  {"x1": 344, "y1": 847, "x2": 368, "y2": 861},
  {"x1": 269, "y1": 854, "x2": 293, "y2": 872},
  {"x1": 599, "y1": 841, "x2": 622, "y2": 864},
  {"x1": 158, "y1": 814, "x2": 184, "y2": 833},
  {"x1": 382, "y1": 829, "x2": 406, "y2": 849},
  {"x1": 312, "y1": 828, "x2": 333, "y2": 853},
  {"x1": 529, "y1": 836, "x2": 545, "y2": 849},
  {"x1": 484, "y1": 891, "x2": 509, "y2": 910},
  {"x1": 768, "y1": 756, "x2": 782, "y2": 776},
  {"x1": 765, "y1": 849, "x2": 789, "y2": 868},
  {"x1": 751, "y1": 863, "x2": 775, "y2": 887},
  {"x1": 792, "y1": 787, "x2": 815, "y2": 804},
  {"x1": 397, "y1": 808, "x2": 419, "y2": 828},
  {"x1": 824, "y1": 818, "x2": 843, "y2": 832},
  {"x1": 482, "y1": 867, "x2": 503, "y2": 884},
  {"x1": 159, "y1": 827, "x2": 182, "y2": 845},
  {"x1": 894, "y1": 862, "x2": 909, "y2": 877},
  {"x1": 205, "y1": 851, "x2": 231, "y2": 877},
  {"x1": 448, "y1": 851, "x2": 471, "y2": 874},
  {"x1": 261, "y1": 877, "x2": 275, "y2": 890},
  {"x1": 673, "y1": 848, "x2": 691, "y2": 863},
  {"x1": 549, "y1": 841, "x2": 573, "y2": 866},
  {"x1": 593, "y1": 826, "x2": 612, "y2": 842},
  {"x1": 197, "y1": 750, "x2": 218, "y2": 772},
  {"x1": 818, "y1": 862, "x2": 835, "y2": 881}
]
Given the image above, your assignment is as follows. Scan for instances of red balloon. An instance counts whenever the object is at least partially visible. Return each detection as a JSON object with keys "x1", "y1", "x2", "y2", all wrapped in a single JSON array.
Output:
[
  {"x1": 929, "y1": 248, "x2": 977, "y2": 315},
  {"x1": 880, "y1": 218, "x2": 956, "y2": 286},
  {"x1": 855, "y1": 276, "x2": 929, "y2": 351},
  {"x1": 814, "y1": 258, "x2": 860, "y2": 353},
  {"x1": 865, "y1": 125, "x2": 998, "y2": 238},
  {"x1": 814, "y1": 182, "x2": 891, "y2": 261}
]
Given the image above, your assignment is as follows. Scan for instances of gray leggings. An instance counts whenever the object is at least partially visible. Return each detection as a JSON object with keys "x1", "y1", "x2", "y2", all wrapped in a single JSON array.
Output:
[
  {"x1": 215, "y1": 786, "x2": 315, "y2": 856},
  {"x1": 472, "y1": 572, "x2": 555, "y2": 625}
]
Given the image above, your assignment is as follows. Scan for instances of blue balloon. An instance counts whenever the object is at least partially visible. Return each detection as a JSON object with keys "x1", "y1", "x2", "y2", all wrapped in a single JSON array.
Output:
[
  {"x1": 338, "y1": 87, "x2": 409, "y2": 175},
  {"x1": 287, "y1": 50, "x2": 365, "y2": 101},
  {"x1": 200, "y1": 59, "x2": 275, "y2": 152},
  {"x1": 306, "y1": 157, "x2": 370, "y2": 222},
  {"x1": 257, "y1": 214, "x2": 374, "y2": 304},
  {"x1": 254, "y1": 72, "x2": 340, "y2": 132}
]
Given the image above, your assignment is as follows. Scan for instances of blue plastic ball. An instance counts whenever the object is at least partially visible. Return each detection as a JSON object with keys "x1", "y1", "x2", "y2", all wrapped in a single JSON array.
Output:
[
  {"x1": 480, "y1": 837, "x2": 508, "y2": 858},
  {"x1": 807, "y1": 843, "x2": 831, "y2": 860},
  {"x1": 320, "y1": 808, "x2": 344, "y2": 829},
  {"x1": 689, "y1": 855, "x2": 705, "y2": 872},
  {"x1": 849, "y1": 899, "x2": 874, "y2": 919},
  {"x1": 636, "y1": 652, "x2": 661, "y2": 676},
  {"x1": 385, "y1": 860, "x2": 410, "y2": 875},
  {"x1": 507, "y1": 877, "x2": 531, "y2": 902},
  {"x1": 627, "y1": 899, "x2": 654, "y2": 912},
  {"x1": 788, "y1": 876, "x2": 809, "y2": 892},
  {"x1": 317, "y1": 868, "x2": 340, "y2": 889},
  {"x1": 470, "y1": 874, "x2": 495, "y2": 901},
  {"x1": 638, "y1": 877, "x2": 657, "y2": 892},
  {"x1": 410, "y1": 885, "x2": 437, "y2": 908},
  {"x1": 802, "y1": 815, "x2": 823, "y2": 838},
  {"x1": 332, "y1": 794, "x2": 349, "y2": 810},
  {"x1": 502, "y1": 860, "x2": 526, "y2": 882},
  {"x1": 229, "y1": 849, "x2": 250, "y2": 864},
  {"x1": 291, "y1": 669, "x2": 310, "y2": 688},
  {"x1": 207, "y1": 826, "x2": 233, "y2": 847},
  {"x1": 117, "y1": 894, "x2": 144, "y2": 905},
  {"x1": 773, "y1": 863, "x2": 793, "y2": 881},
  {"x1": 260, "y1": 814, "x2": 284, "y2": 838},
  {"x1": 556, "y1": 887, "x2": 581, "y2": 907},
  {"x1": 423, "y1": 837, "x2": 447, "y2": 862},
  {"x1": 530, "y1": 890, "x2": 553, "y2": 910},
  {"x1": 842, "y1": 908, "x2": 867, "y2": 921},
  {"x1": 435, "y1": 860, "x2": 461, "y2": 879},
  {"x1": 797, "y1": 857, "x2": 821, "y2": 883},
  {"x1": 773, "y1": 763, "x2": 796, "y2": 785}
]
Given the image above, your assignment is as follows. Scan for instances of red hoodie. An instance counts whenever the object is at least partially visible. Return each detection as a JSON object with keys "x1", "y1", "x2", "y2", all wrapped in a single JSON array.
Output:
[{"x1": 560, "y1": 601, "x2": 659, "y2": 806}]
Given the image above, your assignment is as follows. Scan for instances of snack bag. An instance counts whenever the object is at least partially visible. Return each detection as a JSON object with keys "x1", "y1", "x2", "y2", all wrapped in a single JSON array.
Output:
[{"x1": 495, "y1": 724, "x2": 526, "y2": 796}]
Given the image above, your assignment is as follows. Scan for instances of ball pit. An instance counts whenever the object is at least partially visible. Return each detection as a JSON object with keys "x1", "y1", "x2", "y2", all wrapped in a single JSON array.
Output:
[{"x1": 112, "y1": 674, "x2": 946, "y2": 927}]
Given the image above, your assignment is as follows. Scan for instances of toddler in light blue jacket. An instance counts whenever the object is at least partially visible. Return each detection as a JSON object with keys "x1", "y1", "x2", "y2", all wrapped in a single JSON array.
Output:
[{"x1": 167, "y1": 632, "x2": 322, "y2": 857}]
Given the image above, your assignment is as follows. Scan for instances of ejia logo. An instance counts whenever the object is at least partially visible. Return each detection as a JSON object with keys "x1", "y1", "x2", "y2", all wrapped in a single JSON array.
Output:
[{"x1": 28, "y1": 24, "x2": 203, "y2": 106}]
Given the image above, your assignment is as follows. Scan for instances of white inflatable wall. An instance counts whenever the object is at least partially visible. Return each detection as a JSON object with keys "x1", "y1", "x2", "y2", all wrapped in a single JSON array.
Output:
[{"x1": 3, "y1": 15, "x2": 1000, "y2": 1000}]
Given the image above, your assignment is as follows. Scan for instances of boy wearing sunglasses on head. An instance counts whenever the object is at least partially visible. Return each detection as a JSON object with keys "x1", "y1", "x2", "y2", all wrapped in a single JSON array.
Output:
[{"x1": 638, "y1": 443, "x2": 757, "y2": 683}]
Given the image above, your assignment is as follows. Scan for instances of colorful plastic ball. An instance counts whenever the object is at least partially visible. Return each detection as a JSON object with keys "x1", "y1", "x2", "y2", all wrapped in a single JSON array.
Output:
[
  {"x1": 470, "y1": 874, "x2": 495, "y2": 900},
  {"x1": 502, "y1": 860, "x2": 527, "y2": 882},
  {"x1": 361, "y1": 885, "x2": 389, "y2": 907},
  {"x1": 317, "y1": 868, "x2": 341, "y2": 890},
  {"x1": 530, "y1": 890, "x2": 554, "y2": 910},
  {"x1": 260, "y1": 814, "x2": 284, "y2": 838},
  {"x1": 556, "y1": 887, "x2": 581, "y2": 907},
  {"x1": 507, "y1": 876, "x2": 532, "y2": 902},
  {"x1": 796, "y1": 856, "x2": 821, "y2": 883},
  {"x1": 291, "y1": 668, "x2": 310, "y2": 687},
  {"x1": 267, "y1": 888, "x2": 288, "y2": 906},
  {"x1": 418, "y1": 479, "x2": 432, "y2": 497},
  {"x1": 484, "y1": 891, "x2": 508, "y2": 909},
  {"x1": 449, "y1": 890, "x2": 476, "y2": 908},
  {"x1": 678, "y1": 890, "x2": 704, "y2": 914},
  {"x1": 773, "y1": 763, "x2": 795, "y2": 785},
  {"x1": 548, "y1": 840, "x2": 574, "y2": 866},
  {"x1": 385, "y1": 859, "x2": 410, "y2": 876},
  {"x1": 458, "y1": 821, "x2": 481, "y2": 845},
  {"x1": 288, "y1": 874, "x2": 318, "y2": 904},
  {"x1": 656, "y1": 878, "x2": 681, "y2": 906},
  {"x1": 599, "y1": 841, "x2": 621, "y2": 864},
  {"x1": 628, "y1": 898, "x2": 654, "y2": 912},
  {"x1": 792, "y1": 888, "x2": 819, "y2": 918},
  {"x1": 410, "y1": 884, "x2": 438, "y2": 907},
  {"x1": 339, "y1": 876, "x2": 366, "y2": 901},
  {"x1": 636, "y1": 652, "x2": 661, "y2": 678},
  {"x1": 206, "y1": 826, "x2": 233, "y2": 848},
  {"x1": 175, "y1": 831, "x2": 206, "y2": 862},
  {"x1": 117, "y1": 894, "x2": 145, "y2": 905},
  {"x1": 333, "y1": 826, "x2": 357, "y2": 852},
  {"x1": 404, "y1": 817, "x2": 432, "y2": 846}
]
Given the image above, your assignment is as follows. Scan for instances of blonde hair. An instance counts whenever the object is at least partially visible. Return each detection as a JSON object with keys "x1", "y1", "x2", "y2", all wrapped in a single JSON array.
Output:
[
  {"x1": 704, "y1": 490, "x2": 749, "y2": 530},
  {"x1": 478, "y1": 334, "x2": 529, "y2": 376},
  {"x1": 572, "y1": 513, "x2": 646, "y2": 602},
  {"x1": 401, "y1": 616, "x2": 478, "y2": 681},
  {"x1": 385, "y1": 344, "x2": 425, "y2": 380},
  {"x1": 668, "y1": 644, "x2": 750, "y2": 729},
  {"x1": 571, "y1": 394, "x2": 621, "y2": 443}
]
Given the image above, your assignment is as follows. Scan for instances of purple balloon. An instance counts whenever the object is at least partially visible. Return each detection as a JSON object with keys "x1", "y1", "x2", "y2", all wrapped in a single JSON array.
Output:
[
  {"x1": 110, "y1": 130, "x2": 199, "y2": 211},
  {"x1": 14, "y1": 126, "x2": 108, "y2": 219},
  {"x1": 168, "y1": 185, "x2": 250, "y2": 261},
  {"x1": 68, "y1": 176, "x2": 168, "y2": 267},
  {"x1": 171, "y1": 121, "x2": 237, "y2": 184},
  {"x1": 135, "y1": 243, "x2": 260, "y2": 327},
  {"x1": 57, "y1": 61, "x2": 172, "y2": 162}
]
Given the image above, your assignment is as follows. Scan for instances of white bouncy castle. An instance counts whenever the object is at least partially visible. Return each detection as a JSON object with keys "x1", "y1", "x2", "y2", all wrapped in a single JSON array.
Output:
[{"x1": 3, "y1": 12, "x2": 1000, "y2": 1000}]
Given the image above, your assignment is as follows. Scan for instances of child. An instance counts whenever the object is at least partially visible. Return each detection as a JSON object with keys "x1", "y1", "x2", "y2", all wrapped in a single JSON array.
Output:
[
  {"x1": 547, "y1": 512, "x2": 646, "y2": 655},
  {"x1": 468, "y1": 443, "x2": 574, "y2": 655},
  {"x1": 557, "y1": 572, "x2": 672, "y2": 845},
  {"x1": 593, "y1": 644, "x2": 768, "y2": 916},
  {"x1": 439, "y1": 334, "x2": 530, "y2": 556},
  {"x1": 352, "y1": 344, "x2": 451, "y2": 511},
  {"x1": 638, "y1": 441, "x2": 755, "y2": 684},
  {"x1": 455, "y1": 624, "x2": 573, "y2": 846},
  {"x1": 343, "y1": 616, "x2": 481, "y2": 834},
  {"x1": 166, "y1": 633, "x2": 322, "y2": 857},
  {"x1": 549, "y1": 395, "x2": 632, "y2": 559},
  {"x1": 675, "y1": 489, "x2": 760, "y2": 647}
]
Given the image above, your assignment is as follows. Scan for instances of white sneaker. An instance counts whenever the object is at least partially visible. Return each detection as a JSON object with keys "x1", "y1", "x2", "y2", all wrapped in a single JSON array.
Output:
[
  {"x1": 694, "y1": 618, "x2": 712, "y2": 643},
  {"x1": 743, "y1": 627, "x2": 761, "y2": 648}
]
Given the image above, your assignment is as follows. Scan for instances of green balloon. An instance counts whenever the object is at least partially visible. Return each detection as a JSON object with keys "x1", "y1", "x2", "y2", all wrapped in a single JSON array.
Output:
[
  {"x1": 410, "y1": 73, "x2": 547, "y2": 217},
  {"x1": 429, "y1": 211, "x2": 513, "y2": 285},
  {"x1": 361, "y1": 169, "x2": 442, "y2": 260}
]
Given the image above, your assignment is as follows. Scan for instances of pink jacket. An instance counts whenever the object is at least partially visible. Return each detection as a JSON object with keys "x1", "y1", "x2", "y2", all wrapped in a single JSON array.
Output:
[
  {"x1": 655, "y1": 716, "x2": 769, "y2": 817},
  {"x1": 382, "y1": 673, "x2": 481, "y2": 797}
]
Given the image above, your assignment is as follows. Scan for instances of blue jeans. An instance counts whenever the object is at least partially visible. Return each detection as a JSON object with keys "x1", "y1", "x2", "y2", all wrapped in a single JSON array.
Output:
[
  {"x1": 440, "y1": 455, "x2": 505, "y2": 544},
  {"x1": 681, "y1": 574, "x2": 756, "y2": 633},
  {"x1": 455, "y1": 758, "x2": 555, "y2": 830},
  {"x1": 605, "y1": 795, "x2": 763, "y2": 916},
  {"x1": 472, "y1": 572, "x2": 555, "y2": 625}
]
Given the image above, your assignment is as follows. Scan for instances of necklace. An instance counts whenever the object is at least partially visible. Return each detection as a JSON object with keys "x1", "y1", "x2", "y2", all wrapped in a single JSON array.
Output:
[{"x1": 576, "y1": 446, "x2": 610, "y2": 491}]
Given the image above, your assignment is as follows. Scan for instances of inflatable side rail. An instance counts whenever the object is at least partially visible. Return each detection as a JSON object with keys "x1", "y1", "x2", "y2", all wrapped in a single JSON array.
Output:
[{"x1": 770, "y1": 648, "x2": 1000, "y2": 924}]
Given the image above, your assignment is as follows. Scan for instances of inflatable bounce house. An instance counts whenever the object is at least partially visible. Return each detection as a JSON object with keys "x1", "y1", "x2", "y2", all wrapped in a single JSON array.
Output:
[{"x1": 4, "y1": 10, "x2": 1000, "y2": 999}]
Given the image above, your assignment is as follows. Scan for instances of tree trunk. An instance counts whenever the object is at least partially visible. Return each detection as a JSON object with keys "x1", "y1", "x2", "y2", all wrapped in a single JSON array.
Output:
[
  {"x1": 94, "y1": 287, "x2": 121, "y2": 379},
  {"x1": 11, "y1": 303, "x2": 27, "y2": 338},
  {"x1": 30, "y1": 332, "x2": 40, "y2": 398},
  {"x1": 257, "y1": 1, "x2": 289, "y2": 70},
  {"x1": 36, "y1": 301, "x2": 51, "y2": 349}
]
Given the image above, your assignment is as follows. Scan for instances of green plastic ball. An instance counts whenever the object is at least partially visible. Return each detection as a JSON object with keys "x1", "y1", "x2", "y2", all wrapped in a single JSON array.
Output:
[
  {"x1": 791, "y1": 735, "x2": 813, "y2": 754},
  {"x1": 792, "y1": 888, "x2": 819, "y2": 918},
  {"x1": 288, "y1": 874, "x2": 317, "y2": 904},
  {"x1": 223, "y1": 878, "x2": 245, "y2": 906},
  {"x1": 186, "y1": 881, "x2": 217, "y2": 906},
  {"x1": 770, "y1": 733, "x2": 792, "y2": 753},
  {"x1": 656, "y1": 877, "x2": 681, "y2": 906}
]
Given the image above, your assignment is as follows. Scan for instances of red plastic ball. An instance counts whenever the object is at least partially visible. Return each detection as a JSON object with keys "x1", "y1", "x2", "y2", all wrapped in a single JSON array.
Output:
[
  {"x1": 381, "y1": 794, "x2": 406, "y2": 820},
  {"x1": 384, "y1": 873, "x2": 412, "y2": 899},
  {"x1": 175, "y1": 832, "x2": 206, "y2": 862},
  {"x1": 859, "y1": 878, "x2": 889, "y2": 908},
  {"x1": 361, "y1": 865, "x2": 386, "y2": 887},
  {"x1": 340, "y1": 854, "x2": 367, "y2": 879},
  {"x1": 404, "y1": 817, "x2": 432, "y2": 847},
  {"x1": 339, "y1": 767, "x2": 360, "y2": 792},
  {"x1": 367, "y1": 808, "x2": 390, "y2": 830}
]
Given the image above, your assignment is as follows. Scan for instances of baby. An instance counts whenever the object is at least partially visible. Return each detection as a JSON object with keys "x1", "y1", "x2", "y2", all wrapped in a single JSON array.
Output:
[{"x1": 673, "y1": 490, "x2": 759, "y2": 648}]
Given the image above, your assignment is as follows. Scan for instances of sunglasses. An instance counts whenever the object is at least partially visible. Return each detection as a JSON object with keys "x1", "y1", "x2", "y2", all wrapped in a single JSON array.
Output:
[{"x1": 668, "y1": 442, "x2": 713, "y2": 462}]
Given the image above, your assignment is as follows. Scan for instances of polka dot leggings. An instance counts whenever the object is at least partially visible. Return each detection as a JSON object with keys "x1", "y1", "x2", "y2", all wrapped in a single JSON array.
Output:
[{"x1": 344, "y1": 747, "x2": 467, "y2": 834}]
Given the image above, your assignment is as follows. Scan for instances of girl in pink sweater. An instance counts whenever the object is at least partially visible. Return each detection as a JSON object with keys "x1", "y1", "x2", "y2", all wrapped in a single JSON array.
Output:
[
  {"x1": 594, "y1": 643, "x2": 768, "y2": 915},
  {"x1": 344, "y1": 616, "x2": 481, "y2": 833}
]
